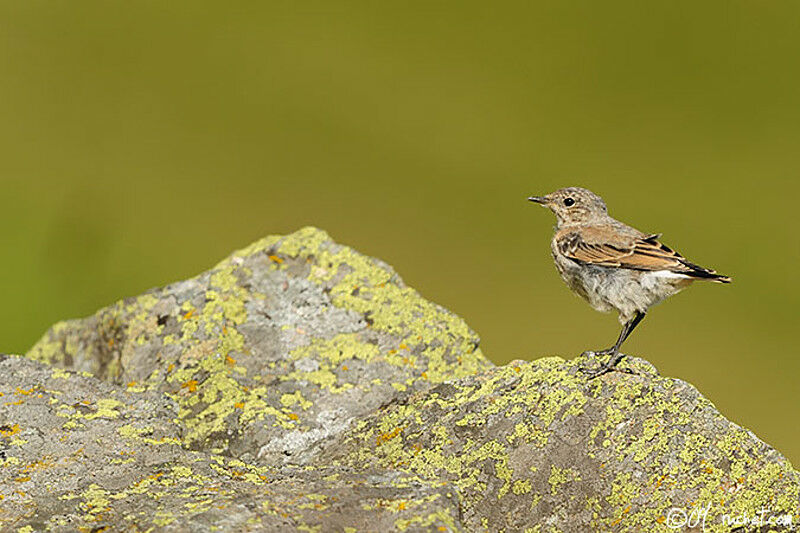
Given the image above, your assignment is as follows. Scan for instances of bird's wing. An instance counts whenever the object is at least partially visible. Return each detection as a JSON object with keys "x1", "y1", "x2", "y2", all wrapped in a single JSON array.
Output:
[{"x1": 555, "y1": 227, "x2": 731, "y2": 281}]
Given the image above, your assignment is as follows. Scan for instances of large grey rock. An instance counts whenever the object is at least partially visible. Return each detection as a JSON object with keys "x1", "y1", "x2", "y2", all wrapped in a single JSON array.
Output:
[
  {"x1": 4, "y1": 227, "x2": 797, "y2": 532},
  {"x1": 27, "y1": 227, "x2": 490, "y2": 464}
]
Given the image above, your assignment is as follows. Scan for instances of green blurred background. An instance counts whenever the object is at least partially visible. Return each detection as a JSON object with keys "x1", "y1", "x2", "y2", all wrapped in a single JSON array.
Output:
[{"x1": 1, "y1": 2, "x2": 798, "y2": 462}]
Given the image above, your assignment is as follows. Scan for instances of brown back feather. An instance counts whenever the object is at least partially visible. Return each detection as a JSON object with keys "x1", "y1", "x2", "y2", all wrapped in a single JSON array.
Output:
[{"x1": 556, "y1": 228, "x2": 731, "y2": 282}]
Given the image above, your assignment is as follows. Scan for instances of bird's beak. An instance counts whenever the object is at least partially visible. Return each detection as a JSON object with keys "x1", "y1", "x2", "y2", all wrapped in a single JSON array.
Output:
[{"x1": 528, "y1": 195, "x2": 548, "y2": 205}]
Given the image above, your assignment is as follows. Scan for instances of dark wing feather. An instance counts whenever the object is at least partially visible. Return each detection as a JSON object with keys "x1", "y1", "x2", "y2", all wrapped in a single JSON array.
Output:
[{"x1": 556, "y1": 229, "x2": 731, "y2": 282}]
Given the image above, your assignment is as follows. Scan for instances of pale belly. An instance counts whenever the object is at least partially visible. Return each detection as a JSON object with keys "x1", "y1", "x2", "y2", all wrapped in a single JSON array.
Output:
[{"x1": 551, "y1": 251, "x2": 692, "y2": 322}]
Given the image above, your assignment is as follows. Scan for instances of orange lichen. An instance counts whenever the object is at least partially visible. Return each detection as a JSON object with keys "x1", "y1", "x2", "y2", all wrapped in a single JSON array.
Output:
[{"x1": 377, "y1": 427, "x2": 403, "y2": 446}]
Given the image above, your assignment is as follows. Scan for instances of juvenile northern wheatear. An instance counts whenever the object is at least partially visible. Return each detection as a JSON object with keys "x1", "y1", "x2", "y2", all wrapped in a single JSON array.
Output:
[{"x1": 529, "y1": 187, "x2": 730, "y2": 378}]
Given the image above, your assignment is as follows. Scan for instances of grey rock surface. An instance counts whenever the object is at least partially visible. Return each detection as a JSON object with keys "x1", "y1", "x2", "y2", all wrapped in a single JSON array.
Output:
[
  {"x1": 321, "y1": 355, "x2": 800, "y2": 531},
  {"x1": 0, "y1": 355, "x2": 462, "y2": 532},
  {"x1": 1, "y1": 227, "x2": 796, "y2": 532}
]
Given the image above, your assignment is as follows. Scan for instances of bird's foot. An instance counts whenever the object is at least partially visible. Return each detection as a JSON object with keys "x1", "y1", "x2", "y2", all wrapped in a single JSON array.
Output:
[
  {"x1": 579, "y1": 352, "x2": 634, "y2": 379},
  {"x1": 580, "y1": 362, "x2": 635, "y2": 379},
  {"x1": 580, "y1": 347, "x2": 615, "y2": 357}
]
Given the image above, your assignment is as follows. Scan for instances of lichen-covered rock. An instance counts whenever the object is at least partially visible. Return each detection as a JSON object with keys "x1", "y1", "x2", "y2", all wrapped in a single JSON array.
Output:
[
  {"x1": 0, "y1": 355, "x2": 463, "y2": 531},
  {"x1": 321, "y1": 355, "x2": 800, "y2": 532},
  {"x1": 27, "y1": 227, "x2": 490, "y2": 462},
  {"x1": 11, "y1": 227, "x2": 800, "y2": 532}
]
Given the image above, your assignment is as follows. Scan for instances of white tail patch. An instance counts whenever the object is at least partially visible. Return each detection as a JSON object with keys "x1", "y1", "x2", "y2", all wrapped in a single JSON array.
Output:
[{"x1": 649, "y1": 270, "x2": 691, "y2": 279}]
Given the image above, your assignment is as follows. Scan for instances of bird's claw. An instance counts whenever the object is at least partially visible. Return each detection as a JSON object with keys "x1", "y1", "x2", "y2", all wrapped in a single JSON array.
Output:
[
  {"x1": 580, "y1": 348, "x2": 614, "y2": 357},
  {"x1": 578, "y1": 352, "x2": 635, "y2": 379},
  {"x1": 579, "y1": 362, "x2": 636, "y2": 378},
  {"x1": 579, "y1": 365, "x2": 610, "y2": 379}
]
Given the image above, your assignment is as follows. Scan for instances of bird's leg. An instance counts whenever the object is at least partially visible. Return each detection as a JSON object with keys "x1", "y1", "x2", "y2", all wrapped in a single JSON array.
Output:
[{"x1": 581, "y1": 311, "x2": 646, "y2": 378}]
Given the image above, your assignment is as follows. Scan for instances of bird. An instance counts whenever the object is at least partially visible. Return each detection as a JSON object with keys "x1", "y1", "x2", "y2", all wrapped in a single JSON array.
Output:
[{"x1": 528, "y1": 187, "x2": 730, "y2": 378}]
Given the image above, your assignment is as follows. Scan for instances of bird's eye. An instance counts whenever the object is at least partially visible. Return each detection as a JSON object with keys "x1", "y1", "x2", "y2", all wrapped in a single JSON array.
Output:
[{"x1": 563, "y1": 198, "x2": 575, "y2": 207}]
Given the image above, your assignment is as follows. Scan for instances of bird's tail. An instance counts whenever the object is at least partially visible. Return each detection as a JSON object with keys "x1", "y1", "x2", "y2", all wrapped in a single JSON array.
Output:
[
  {"x1": 696, "y1": 271, "x2": 731, "y2": 283},
  {"x1": 681, "y1": 260, "x2": 732, "y2": 283}
]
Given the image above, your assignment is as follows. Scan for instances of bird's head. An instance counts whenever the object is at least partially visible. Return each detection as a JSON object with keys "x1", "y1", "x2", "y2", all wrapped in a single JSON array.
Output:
[{"x1": 528, "y1": 187, "x2": 608, "y2": 226}]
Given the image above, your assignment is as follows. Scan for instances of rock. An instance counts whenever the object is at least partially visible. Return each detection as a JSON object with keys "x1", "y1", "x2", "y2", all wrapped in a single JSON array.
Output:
[
  {"x1": 0, "y1": 355, "x2": 462, "y2": 531},
  {"x1": 320, "y1": 355, "x2": 800, "y2": 531},
  {"x1": 6, "y1": 226, "x2": 798, "y2": 532},
  {"x1": 27, "y1": 227, "x2": 490, "y2": 462}
]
